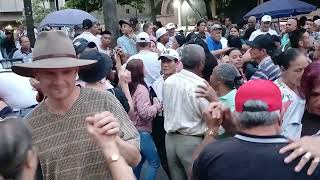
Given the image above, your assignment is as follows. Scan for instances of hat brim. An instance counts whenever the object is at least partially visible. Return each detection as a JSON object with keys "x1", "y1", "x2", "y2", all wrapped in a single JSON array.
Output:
[
  {"x1": 247, "y1": 41, "x2": 261, "y2": 49},
  {"x1": 119, "y1": 20, "x2": 130, "y2": 26},
  {"x1": 12, "y1": 58, "x2": 97, "y2": 78},
  {"x1": 158, "y1": 55, "x2": 177, "y2": 61}
]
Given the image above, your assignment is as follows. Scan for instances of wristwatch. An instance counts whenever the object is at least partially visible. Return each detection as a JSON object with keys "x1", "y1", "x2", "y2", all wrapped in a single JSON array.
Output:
[
  {"x1": 107, "y1": 154, "x2": 120, "y2": 165},
  {"x1": 204, "y1": 128, "x2": 218, "y2": 137}
]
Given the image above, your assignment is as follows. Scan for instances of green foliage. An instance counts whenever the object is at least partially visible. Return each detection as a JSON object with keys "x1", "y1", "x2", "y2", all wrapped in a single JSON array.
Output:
[
  {"x1": 65, "y1": 0, "x2": 145, "y2": 13},
  {"x1": 17, "y1": 0, "x2": 54, "y2": 25}
]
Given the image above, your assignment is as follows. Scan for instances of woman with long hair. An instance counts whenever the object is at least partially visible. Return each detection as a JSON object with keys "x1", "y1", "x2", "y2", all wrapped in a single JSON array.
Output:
[
  {"x1": 273, "y1": 48, "x2": 309, "y2": 140},
  {"x1": 126, "y1": 59, "x2": 162, "y2": 180}
]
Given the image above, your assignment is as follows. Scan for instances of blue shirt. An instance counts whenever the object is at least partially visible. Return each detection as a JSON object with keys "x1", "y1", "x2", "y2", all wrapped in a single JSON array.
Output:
[
  {"x1": 206, "y1": 37, "x2": 222, "y2": 51},
  {"x1": 117, "y1": 35, "x2": 137, "y2": 56}
]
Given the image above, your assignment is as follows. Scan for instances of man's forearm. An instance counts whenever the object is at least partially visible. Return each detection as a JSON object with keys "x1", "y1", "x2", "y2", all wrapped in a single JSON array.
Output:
[
  {"x1": 210, "y1": 48, "x2": 229, "y2": 56},
  {"x1": 192, "y1": 134, "x2": 216, "y2": 162},
  {"x1": 115, "y1": 136, "x2": 141, "y2": 167}
]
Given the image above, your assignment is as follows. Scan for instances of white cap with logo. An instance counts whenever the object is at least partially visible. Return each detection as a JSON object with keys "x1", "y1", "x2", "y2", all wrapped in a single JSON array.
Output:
[
  {"x1": 261, "y1": 15, "x2": 272, "y2": 22},
  {"x1": 159, "y1": 48, "x2": 179, "y2": 61}
]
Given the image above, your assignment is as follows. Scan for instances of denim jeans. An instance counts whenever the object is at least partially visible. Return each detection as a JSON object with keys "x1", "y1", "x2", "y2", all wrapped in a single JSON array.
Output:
[{"x1": 134, "y1": 131, "x2": 160, "y2": 180}]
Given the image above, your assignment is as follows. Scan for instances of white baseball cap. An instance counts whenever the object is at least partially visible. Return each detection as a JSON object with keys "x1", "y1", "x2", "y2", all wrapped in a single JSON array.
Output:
[
  {"x1": 136, "y1": 32, "x2": 150, "y2": 43},
  {"x1": 159, "y1": 48, "x2": 179, "y2": 61},
  {"x1": 261, "y1": 15, "x2": 272, "y2": 22},
  {"x1": 166, "y1": 23, "x2": 176, "y2": 30},
  {"x1": 156, "y1": 28, "x2": 168, "y2": 40}
]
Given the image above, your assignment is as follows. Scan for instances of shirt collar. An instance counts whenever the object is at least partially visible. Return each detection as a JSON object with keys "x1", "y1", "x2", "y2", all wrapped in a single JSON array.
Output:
[
  {"x1": 258, "y1": 56, "x2": 271, "y2": 67},
  {"x1": 180, "y1": 69, "x2": 203, "y2": 80},
  {"x1": 235, "y1": 132, "x2": 288, "y2": 143},
  {"x1": 220, "y1": 89, "x2": 236, "y2": 100}
]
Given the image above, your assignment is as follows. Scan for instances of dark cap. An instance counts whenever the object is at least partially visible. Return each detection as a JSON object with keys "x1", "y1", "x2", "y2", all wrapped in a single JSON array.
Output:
[
  {"x1": 129, "y1": 17, "x2": 138, "y2": 25},
  {"x1": 247, "y1": 34, "x2": 274, "y2": 51},
  {"x1": 73, "y1": 38, "x2": 97, "y2": 55},
  {"x1": 78, "y1": 51, "x2": 113, "y2": 83},
  {"x1": 82, "y1": 19, "x2": 93, "y2": 29},
  {"x1": 119, "y1": 20, "x2": 131, "y2": 27}
]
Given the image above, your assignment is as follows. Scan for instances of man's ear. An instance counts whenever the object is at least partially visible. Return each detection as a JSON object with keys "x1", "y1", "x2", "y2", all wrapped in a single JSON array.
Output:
[{"x1": 298, "y1": 40, "x2": 304, "y2": 47}]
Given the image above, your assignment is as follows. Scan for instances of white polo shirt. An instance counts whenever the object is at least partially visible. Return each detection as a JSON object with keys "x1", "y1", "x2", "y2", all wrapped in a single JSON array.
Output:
[
  {"x1": 127, "y1": 50, "x2": 161, "y2": 87},
  {"x1": 74, "y1": 31, "x2": 101, "y2": 50},
  {"x1": 249, "y1": 29, "x2": 278, "y2": 41}
]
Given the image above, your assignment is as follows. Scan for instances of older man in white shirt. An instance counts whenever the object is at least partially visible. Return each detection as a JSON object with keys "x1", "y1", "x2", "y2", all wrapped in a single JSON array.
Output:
[{"x1": 163, "y1": 44, "x2": 210, "y2": 180}]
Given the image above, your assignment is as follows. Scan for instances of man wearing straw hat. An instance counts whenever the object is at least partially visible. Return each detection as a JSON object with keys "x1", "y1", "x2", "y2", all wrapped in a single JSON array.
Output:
[{"x1": 11, "y1": 30, "x2": 140, "y2": 180}]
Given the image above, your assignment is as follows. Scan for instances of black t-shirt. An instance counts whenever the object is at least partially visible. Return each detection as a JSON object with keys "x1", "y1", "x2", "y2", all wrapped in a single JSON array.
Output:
[{"x1": 193, "y1": 133, "x2": 320, "y2": 180}]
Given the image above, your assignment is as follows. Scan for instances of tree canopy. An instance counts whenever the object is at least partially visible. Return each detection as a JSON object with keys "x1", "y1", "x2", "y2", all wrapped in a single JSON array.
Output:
[{"x1": 65, "y1": 0, "x2": 145, "y2": 13}]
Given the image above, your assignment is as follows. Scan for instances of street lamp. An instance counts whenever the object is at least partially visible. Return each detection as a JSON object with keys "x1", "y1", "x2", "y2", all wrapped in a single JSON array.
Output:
[{"x1": 173, "y1": 0, "x2": 182, "y2": 27}]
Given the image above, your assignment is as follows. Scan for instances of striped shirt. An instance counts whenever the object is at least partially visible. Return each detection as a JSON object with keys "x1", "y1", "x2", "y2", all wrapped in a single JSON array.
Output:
[
  {"x1": 25, "y1": 88, "x2": 139, "y2": 180},
  {"x1": 250, "y1": 56, "x2": 280, "y2": 81}
]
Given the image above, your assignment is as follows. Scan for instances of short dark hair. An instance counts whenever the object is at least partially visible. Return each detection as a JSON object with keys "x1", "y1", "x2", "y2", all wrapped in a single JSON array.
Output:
[
  {"x1": 153, "y1": 21, "x2": 163, "y2": 28},
  {"x1": 137, "y1": 42, "x2": 150, "y2": 48},
  {"x1": 289, "y1": 28, "x2": 307, "y2": 48},
  {"x1": 100, "y1": 30, "x2": 111, "y2": 36},
  {"x1": 313, "y1": 15, "x2": 320, "y2": 21},
  {"x1": 197, "y1": 19, "x2": 206, "y2": 27}
]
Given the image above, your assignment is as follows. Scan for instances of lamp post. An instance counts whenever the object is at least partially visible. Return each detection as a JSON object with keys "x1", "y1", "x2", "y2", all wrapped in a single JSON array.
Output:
[{"x1": 173, "y1": 0, "x2": 181, "y2": 27}]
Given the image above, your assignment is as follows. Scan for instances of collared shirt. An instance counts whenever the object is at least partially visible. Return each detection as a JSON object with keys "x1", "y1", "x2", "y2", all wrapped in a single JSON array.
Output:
[
  {"x1": 275, "y1": 79, "x2": 305, "y2": 140},
  {"x1": 117, "y1": 35, "x2": 137, "y2": 56},
  {"x1": 12, "y1": 48, "x2": 33, "y2": 63},
  {"x1": 193, "y1": 132, "x2": 320, "y2": 180},
  {"x1": 249, "y1": 29, "x2": 278, "y2": 41},
  {"x1": 250, "y1": 56, "x2": 280, "y2": 81},
  {"x1": 127, "y1": 50, "x2": 161, "y2": 87},
  {"x1": 163, "y1": 69, "x2": 209, "y2": 135},
  {"x1": 157, "y1": 42, "x2": 166, "y2": 53},
  {"x1": 206, "y1": 36, "x2": 222, "y2": 51},
  {"x1": 74, "y1": 31, "x2": 101, "y2": 49},
  {"x1": 219, "y1": 89, "x2": 237, "y2": 112}
]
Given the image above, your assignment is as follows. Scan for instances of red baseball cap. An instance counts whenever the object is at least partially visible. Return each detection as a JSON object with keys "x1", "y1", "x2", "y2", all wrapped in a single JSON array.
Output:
[{"x1": 235, "y1": 80, "x2": 282, "y2": 112}]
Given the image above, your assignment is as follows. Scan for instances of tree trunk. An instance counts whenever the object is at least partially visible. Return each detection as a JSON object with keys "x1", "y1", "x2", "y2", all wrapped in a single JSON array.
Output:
[
  {"x1": 23, "y1": 0, "x2": 36, "y2": 47},
  {"x1": 102, "y1": 0, "x2": 119, "y2": 46},
  {"x1": 204, "y1": 0, "x2": 213, "y2": 20},
  {"x1": 150, "y1": 0, "x2": 156, "y2": 22},
  {"x1": 185, "y1": 0, "x2": 203, "y2": 19}
]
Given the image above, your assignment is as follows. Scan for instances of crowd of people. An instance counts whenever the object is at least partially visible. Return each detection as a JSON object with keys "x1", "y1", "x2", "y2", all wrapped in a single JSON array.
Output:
[{"x1": 0, "y1": 13, "x2": 320, "y2": 180}]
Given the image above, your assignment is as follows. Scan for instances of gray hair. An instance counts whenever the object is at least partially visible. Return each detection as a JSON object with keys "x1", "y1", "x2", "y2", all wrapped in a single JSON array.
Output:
[
  {"x1": 213, "y1": 63, "x2": 241, "y2": 89},
  {"x1": 181, "y1": 44, "x2": 205, "y2": 70},
  {"x1": 235, "y1": 100, "x2": 280, "y2": 129},
  {"x1": 0, "y1": 117, "x2": 32, "y2": 179}
]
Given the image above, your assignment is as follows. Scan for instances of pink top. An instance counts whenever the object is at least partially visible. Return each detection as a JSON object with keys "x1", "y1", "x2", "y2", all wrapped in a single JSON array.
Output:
[{"x1": 128, "y1": 84, "x2": 161, "y2": 132}]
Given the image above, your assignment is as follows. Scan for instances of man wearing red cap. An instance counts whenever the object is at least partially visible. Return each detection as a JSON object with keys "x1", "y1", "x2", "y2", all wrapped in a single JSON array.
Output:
[{"x1": 192, "y1": 80, "x2": 320, "y2": 180}]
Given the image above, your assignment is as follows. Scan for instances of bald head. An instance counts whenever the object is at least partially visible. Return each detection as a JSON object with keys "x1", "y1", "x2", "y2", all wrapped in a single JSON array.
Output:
[
  {"x1": 286, "y1": 19, "x2": 298, "y2": 33},
  {"x1": 248, "y1": 16, "x2": 257, "y2": 28},
  {"x1": 181, "y1": 44, "x2": 205, "y2": 71}
]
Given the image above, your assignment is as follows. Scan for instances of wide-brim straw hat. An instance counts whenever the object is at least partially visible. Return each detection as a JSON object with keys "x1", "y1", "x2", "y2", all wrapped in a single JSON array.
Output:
[{"x1": 12, "y1": 30, "x2": 96, "y2": 77}]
